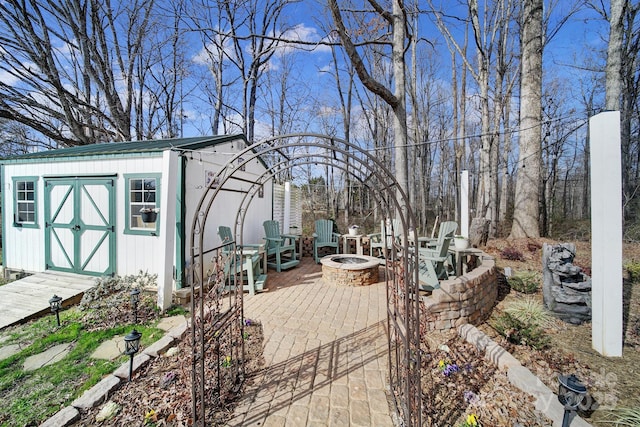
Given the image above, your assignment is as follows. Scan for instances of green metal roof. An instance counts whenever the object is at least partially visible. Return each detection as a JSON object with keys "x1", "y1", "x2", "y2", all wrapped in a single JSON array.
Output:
[{"x1": 1, "y1": 134, "x2": 247, "y2": 161}]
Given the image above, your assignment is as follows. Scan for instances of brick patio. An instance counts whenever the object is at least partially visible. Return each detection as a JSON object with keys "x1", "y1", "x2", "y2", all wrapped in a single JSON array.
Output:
[{"x1": 228, "y1": 257, "x2": 396, "y2": 426}]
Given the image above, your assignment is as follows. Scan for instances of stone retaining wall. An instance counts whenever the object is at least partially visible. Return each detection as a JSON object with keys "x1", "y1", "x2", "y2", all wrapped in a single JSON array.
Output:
[{"x1": 421, "y1": 253, "x2": 497, "y2": 331}]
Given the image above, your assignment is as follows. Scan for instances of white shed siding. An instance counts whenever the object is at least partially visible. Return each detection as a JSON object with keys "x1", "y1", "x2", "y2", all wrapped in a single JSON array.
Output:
[
  {"x1": 1, "y1": 136, "x2": 273, "y2": 310},
  {"x1": 182, "y1": 143, "x2": 272, "y2": 263},
  {"x1": 3, "y1": 155, "x2": 167, "y2": 276}
]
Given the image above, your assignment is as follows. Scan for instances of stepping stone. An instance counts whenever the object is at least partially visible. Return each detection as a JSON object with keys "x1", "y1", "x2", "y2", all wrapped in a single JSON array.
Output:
[
  {"x1": 23, "y1": 343, "x2": 73, "y2": 371},
  {"x1": 157, "y1": 315, "x2": 187, "y2": 331},
  {"x1": 0, "y1": 343, "x2": 23, "y2": 361},
  {"x1": 90, "y1": 336, "x2": 125, "y2": 360}
]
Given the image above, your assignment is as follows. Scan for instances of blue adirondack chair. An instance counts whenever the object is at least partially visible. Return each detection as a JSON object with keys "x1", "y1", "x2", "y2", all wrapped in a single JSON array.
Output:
[
  {"x1": 263, "y1": 220, "x2": 300, "y2": 272},
  {"x1": 420, "y1": 221, "x2": 458, "y2": 250},
  {"x1": 313, "y1": 219, "x2": 340, "y2": 263},
  {"x1": 416, "y1": 221, "x2": 457, "y2": 291},
  {"x1": 217, "y1": 226, "x2": 266, "y2": 295}
]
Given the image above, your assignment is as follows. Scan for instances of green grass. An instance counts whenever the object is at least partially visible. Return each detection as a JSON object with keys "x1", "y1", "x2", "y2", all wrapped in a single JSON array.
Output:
[
  {"x1": 0, "y1": 308, "x2": 164, "y2": 426},
  {"x1": 166, "y1": 304, "x2": 189, "y2": 317},
  {"x1": 600, "y1": 408, "x2": 640, "y2": 426}
]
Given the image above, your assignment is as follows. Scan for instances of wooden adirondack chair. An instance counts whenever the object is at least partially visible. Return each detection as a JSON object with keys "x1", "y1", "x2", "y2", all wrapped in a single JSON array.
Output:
[
  {"x1": 368, "y1": 218, "x2": 401, "y2": 261},
  {"x1": 416, "y1": 221, "x2": 457, "y2": 291},
  {"x1": 421, "y1": 221, "x2": 458, "y2": 250},
  {"x1": 263, "y1": 220, "x2": 300, "y2": 272},
  {"x1": 312, "y1": 219, "x2": 340, "y2": 263},
  {"x1": 217, "y1": 226, "x2": 266, "y2": 295}
]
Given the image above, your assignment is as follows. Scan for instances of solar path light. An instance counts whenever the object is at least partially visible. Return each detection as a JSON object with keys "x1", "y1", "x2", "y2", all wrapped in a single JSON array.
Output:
[
  {"x1": 123, "y1": 329, "x2": 142, "y2": 381},
  {"x1": 558, "y1": 374, "x2": 587, "y2": 427},
  {"x1": 49, "y1": 294, "x2": 62, "y2": 326}
]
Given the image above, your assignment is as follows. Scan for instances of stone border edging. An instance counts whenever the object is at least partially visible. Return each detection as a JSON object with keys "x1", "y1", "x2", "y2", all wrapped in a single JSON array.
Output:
[
  {"x1": 457, "y1": 324, "x2": 592, "y2": 427},
  {"x1": 39, "y1": 318, "x2": 190, "y2": 427}
]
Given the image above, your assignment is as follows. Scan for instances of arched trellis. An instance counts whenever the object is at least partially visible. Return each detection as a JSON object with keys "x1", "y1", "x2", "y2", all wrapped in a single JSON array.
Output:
[{"x1": 189, "y1": 133, "x2": 424, "y2": 426}]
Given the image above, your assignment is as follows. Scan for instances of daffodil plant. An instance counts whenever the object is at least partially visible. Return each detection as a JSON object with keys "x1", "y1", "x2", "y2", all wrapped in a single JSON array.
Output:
[{"x1": 459, "y1": 413, "x2": 480, "y2": 427}]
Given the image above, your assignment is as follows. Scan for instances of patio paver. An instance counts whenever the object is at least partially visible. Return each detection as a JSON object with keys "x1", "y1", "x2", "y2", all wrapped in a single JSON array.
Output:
[{"x1": 228, "y1": 257, "x2": 395, "y2": 426}]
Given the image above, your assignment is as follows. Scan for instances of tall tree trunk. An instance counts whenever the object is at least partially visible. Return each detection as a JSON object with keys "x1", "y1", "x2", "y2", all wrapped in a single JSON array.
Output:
[
  {"x1": 392, "y1": 0, "x2": 409, "y2": 201},
  {"x1": 510, "y1": 0, "x2": 543, "y2": 238},
  {"x1": 467, "y1": 0, "x2": 495, "y2": 233},
  {"x1": 605, "y1": 0, "x2": 625, "y2": 111}
]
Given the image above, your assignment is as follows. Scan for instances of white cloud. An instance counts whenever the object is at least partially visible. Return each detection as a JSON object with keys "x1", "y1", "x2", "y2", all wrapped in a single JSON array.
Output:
[
  {"x1": 192, "y1": 36, "x2": 236, "y2": 67},
  {"x1": 274, "y1": 24, "x2": 332, "y2": 56},
  {"x1": 0, "y1": 69, "x2": 20, "y2": 86},
  {"x1": 317, "y1": 64, "x2": 333, "y2": 74}
]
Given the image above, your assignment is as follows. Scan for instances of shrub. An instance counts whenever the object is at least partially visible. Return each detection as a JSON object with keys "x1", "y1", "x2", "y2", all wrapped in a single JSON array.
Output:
[
  {"x1": 503, "y1": 298, "x2": 553, "y2": 328},
  {"x1": 624, "y1": 261, "x2": 640, "y2": 282},
  {"x1": 491, "y1": 312, "x2": 549, "y2": 350},
  {"x1": 507, "y1": 271, "x2": 540, "y2": 294},
  {"x1": 500, "y1": 246, "x2": 524, "y2": 261}
]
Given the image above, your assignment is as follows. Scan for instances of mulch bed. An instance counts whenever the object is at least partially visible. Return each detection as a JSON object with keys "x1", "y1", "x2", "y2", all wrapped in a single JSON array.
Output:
[
  {"x1": 421, "y1": 330, "x2": 552, "y2": 426},
  {"x1": 75, "y1": 321, "x2": 265, "y2": 426}
]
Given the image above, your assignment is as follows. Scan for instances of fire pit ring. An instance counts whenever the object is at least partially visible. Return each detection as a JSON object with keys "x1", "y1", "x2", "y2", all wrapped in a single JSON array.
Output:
[{"x1": 320, "y1": 255, "x2": 380, "y2": 286}]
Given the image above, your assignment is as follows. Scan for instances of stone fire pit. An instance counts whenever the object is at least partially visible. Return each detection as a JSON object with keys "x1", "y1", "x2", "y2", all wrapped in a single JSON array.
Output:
[{"x1": 320, "y1": 255, "x2": 380, "y2": 286}]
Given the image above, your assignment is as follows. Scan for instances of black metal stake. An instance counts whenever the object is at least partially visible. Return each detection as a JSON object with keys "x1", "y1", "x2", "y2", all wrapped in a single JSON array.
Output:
[
  {"x1": 130, "y1": 288, "x2": 140, "y2": 324},
  {"x1": 128, "y1": 353, "x2": 134, "y2": 382}
]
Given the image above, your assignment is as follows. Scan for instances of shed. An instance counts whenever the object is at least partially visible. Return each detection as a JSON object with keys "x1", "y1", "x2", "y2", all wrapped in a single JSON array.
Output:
[{"x1": 0, "y1": 134, "x2": 273, "y2": 309}]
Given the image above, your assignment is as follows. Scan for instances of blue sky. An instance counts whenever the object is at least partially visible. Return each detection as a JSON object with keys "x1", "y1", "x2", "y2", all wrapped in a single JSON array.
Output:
[
  {"x1": 179, "y1": 0, "x2": 611, "y2": 140},
  {"x1": 0, "y1": 0, "x2": 613, "y2": 148}
]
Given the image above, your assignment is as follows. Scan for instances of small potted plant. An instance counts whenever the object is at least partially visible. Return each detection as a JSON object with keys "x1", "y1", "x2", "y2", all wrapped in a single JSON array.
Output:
[
  {"x1": 348, "y1": 225, "x2": 360, "y2": 236},
  {"x1": 140, "y1": 207, "x2": 159, "y2": 223},
  {"x1": 289, "y1": 225, "x2": 300, "y2": 235},
  {"x1": 454, "y1": 235, "x2": 469, "y2": 250}
]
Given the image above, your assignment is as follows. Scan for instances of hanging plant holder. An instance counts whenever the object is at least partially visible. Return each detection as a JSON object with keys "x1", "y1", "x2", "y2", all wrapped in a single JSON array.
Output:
[{"x1": 141, "y1": 211, "x2": 157, "y2": 223}]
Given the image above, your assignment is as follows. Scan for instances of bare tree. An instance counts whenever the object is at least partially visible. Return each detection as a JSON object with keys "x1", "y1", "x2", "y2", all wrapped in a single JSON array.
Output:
[
  {"x1": 0, "y1": 119, "x2": 46, "y2": 155},
  {"x1": 428, "y1": 0, "x2": 510, "y2": 237},
  {"x1": 0, "y1": 0, "x2": 175, "y2": 145},
  {"x1": 328, "y1": 0, "x2": 409, "y2": 200},
  {"x1": 589, "y1": 0, "x2": 640, "y2": 227}
]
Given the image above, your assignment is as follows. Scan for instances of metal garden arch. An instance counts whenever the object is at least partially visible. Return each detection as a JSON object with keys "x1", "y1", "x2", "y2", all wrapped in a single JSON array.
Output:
[{"x1": 189, "y1": 133, "x2": 424, "y2": 426}]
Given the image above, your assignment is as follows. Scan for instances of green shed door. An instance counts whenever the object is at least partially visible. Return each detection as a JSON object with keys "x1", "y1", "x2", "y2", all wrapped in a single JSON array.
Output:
[{"x1": 44, "y1": 178, "x2": 115, "y2": 276}]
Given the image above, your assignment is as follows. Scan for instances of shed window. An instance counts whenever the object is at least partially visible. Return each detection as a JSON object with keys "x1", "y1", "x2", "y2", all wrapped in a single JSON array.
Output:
[
  {"x1": 125, "y1": 174, "x2": 161, "y2": 235},
  {"x1": 13, "y1": 177, "x2": 38, "y2": 228}
]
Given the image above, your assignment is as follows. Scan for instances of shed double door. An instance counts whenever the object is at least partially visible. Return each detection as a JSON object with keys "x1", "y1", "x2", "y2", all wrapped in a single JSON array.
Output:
[{"x1": 44, "y1": 177, "x2": 115, "y2": 276}]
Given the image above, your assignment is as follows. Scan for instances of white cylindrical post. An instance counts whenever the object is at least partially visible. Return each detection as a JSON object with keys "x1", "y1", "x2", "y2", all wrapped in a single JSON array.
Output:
[
  {"x1": 461, "y1": 170, "x2": 469, "y2": 238},
  {"x1": 590, "y1": 111, "x2": 622, "y2": 357}
]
